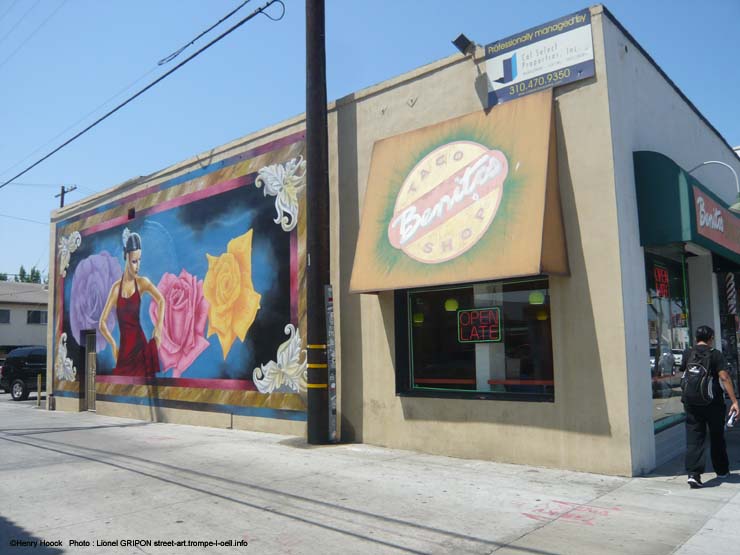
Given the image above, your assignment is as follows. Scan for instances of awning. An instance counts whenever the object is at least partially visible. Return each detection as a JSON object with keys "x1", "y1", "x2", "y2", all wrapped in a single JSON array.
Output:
[
  {"x1": 633, "y1": 151, "x2": 740, "y2": 265},
  {"x1": 349, "y1": 89, "x2": 568, "y2": 293}
]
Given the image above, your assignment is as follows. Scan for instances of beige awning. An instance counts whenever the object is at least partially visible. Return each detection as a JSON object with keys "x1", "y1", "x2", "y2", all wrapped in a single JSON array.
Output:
[{"x1": 350, "y1": 89, "x2": 568, "y2": 293}]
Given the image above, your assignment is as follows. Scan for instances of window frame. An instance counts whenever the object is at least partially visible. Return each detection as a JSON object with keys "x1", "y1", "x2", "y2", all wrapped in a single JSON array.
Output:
[
  {"x1": 394, "y1": 277, "x2": 555, "y2": 403},
  {"x1": 26, "y1": 309, "x2": 47, "y2": 325}
]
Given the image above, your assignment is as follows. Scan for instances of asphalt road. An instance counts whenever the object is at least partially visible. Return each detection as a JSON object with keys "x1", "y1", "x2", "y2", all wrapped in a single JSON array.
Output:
[{"x1": 0, "y1": 390, "x2": 46, "y2": 408}]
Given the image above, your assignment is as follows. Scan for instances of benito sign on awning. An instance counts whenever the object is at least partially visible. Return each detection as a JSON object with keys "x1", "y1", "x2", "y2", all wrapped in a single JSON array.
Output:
[{"x1": 350, "y1": 89, "x2": 568, "y2": 293}]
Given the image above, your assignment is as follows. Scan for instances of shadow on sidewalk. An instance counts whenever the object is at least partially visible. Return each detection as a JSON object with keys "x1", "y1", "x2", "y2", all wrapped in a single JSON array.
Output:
[
  {"x1": 0, "y1": 427, "x2": 560, "y2": 555},
  {"x1": 649, "y1": 425, "x2": 740, "y2": 479},
  {"x1": 0, "y1": 514, "x2": 64, "y2": 554},
  {"x1": 0, "y1": 421, "x2": 150, "y2": 437}
]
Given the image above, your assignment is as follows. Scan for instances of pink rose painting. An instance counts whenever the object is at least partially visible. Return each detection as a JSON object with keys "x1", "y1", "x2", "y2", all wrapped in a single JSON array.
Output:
[{"x1": 149, "y1": 270, "x2": 210, "y2": 377}]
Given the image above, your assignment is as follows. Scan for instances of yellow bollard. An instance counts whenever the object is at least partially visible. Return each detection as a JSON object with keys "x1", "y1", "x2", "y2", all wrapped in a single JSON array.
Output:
[{"x1": 37, "y1": 374, "x2": 41, "y2": 407}]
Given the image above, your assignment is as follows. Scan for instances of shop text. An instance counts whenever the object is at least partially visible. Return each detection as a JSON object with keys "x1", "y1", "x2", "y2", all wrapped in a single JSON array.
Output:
[
  {"x1": 389, "y1": 153, "x2": 504, "y2": 247},
  {"x1": 696, "y1": 196, "x2": 724, "y2": 232}
]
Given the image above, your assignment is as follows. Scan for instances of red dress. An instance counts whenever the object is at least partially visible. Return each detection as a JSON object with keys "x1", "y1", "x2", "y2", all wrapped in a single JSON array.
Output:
[{"x1": 114, "y1": 278, "x2": 159, "y2": 376}]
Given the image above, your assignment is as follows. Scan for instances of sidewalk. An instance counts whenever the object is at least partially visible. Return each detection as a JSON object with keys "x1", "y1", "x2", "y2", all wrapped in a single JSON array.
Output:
[{"x1": 1, "y1": 399, "x2": 739, "y2": 555}]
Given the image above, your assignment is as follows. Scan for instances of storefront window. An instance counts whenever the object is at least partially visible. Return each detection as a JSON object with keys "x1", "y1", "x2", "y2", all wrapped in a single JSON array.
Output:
[
  {"x1": 645, "y1": 248, "x2": 689, "y2": 432},
  {"x1": 395, "y1": 278, "x2": 554, "y2": 401},
  {"x1": 718, "y1": 271, "x2": 740, "y2": 397}
]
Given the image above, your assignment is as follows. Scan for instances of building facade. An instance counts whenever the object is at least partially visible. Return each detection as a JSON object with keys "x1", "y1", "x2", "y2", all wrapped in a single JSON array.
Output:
[
  {"x1": 47, "y1": 6, "x2": 740, "y2": 476},
  {"x1": 0, "y1": 282, "x2": 48, "y2": 355}
]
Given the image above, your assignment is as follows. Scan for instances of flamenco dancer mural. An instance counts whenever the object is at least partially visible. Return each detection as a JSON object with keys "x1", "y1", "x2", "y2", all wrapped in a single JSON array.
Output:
[
  {"x1": 53, "y1": 132, "x2": 308, "y2": 421},
  {"x1": 99, "y1": 229, "x2": 165, "y2": 376}
]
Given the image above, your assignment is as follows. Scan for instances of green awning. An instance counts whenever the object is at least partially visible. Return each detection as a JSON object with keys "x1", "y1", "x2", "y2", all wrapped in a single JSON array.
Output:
[{"x1": 633, "y1": 151, "x2": 740, "y2": 265}]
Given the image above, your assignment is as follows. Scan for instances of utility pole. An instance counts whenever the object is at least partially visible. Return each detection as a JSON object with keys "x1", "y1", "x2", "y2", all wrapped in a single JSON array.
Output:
[
  {"x1": 305, "y1": 0, "x2": 330, "y2": 444},
  {"x1": 55, "y1": 185, "x2": 77, "y2": 208}
]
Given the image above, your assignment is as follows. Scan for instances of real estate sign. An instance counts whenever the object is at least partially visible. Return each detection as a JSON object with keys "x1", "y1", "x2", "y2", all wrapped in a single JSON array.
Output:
[{"x1": 485, "y1": 9, "x2": 595, "y2": 106}]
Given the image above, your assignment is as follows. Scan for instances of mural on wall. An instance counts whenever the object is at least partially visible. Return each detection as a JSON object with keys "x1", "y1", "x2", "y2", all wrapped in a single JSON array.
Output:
[{"x1": 52, "y1": 132, "x2": 308, "y2": 420}]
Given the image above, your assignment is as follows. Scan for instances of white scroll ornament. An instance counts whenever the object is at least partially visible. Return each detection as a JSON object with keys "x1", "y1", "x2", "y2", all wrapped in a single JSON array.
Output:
[{"x1": 252, "y1": 324, "x2": 307, "y2": 393}]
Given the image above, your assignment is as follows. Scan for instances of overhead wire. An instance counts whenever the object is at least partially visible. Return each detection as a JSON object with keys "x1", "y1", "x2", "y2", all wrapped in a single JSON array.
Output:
[
  {"x1": 0, "y1": 0, "x2": 250, "y2": 179},
  {"x1": 0, "y1": 1, "x2": 18, "y2": 27},
  {"x1": 0, "y1": 0, "x2": 66, "y2": 71},
  {"x1": 158, "y1": 0, "x2": 253, "y2": 65},
  {"x1": 4, "y1": 182, "x2": 65, "y2": 188},
  {"x1": 0, "y1": 0, "x2": 40, "y2": 49},
  {"x1": 0, "y1": 212, "x2": 48, "y2": 225},
  {"x1": 0, "y1": 0, "x2": 286, "y2": 191},
  {"x1": 0, "y1": 64, "x2": 161, "y2": 178}
]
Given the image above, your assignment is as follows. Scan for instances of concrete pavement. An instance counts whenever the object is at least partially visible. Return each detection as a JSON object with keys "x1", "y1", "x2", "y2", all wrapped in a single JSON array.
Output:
[{"x1": 1, "y1": 396, "x2": 739, "y2": 555}]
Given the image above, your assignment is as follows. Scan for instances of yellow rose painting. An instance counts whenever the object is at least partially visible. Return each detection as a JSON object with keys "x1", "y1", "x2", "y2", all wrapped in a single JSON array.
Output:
[{"x1": 203, "y1": 229, "x2": 262, "y2": 359}]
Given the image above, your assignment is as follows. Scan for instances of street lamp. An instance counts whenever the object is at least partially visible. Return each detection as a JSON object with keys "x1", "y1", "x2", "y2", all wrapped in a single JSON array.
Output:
[{"x1": 687, "y1": 160, "x2": 740, "y2": 214}]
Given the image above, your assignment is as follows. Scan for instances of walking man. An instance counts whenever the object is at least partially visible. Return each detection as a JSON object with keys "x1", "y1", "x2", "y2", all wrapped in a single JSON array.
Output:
[{"x1": 681, "y1": 325, "x2": 739, "y2": 488}]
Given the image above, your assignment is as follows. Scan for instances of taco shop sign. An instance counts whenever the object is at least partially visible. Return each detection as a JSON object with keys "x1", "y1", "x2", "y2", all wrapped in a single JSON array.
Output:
[
  {"x1": 693, "y1": 186, "x2": 740, "y2": 256},
  {"x1": 388, "y1": 141, "x2": 508, "y2": 264},
  {"x1": 349, "y1": 90, "x2": 567, "y2": 293}
]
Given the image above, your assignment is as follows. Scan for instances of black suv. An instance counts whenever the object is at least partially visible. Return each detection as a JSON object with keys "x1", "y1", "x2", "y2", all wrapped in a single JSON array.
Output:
[{"x1": 0, "y1": 346, "x2": 47, "y2": 401}]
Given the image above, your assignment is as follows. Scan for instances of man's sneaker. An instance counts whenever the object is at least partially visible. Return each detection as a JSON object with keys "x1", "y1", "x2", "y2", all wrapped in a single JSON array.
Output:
[
  {"x1": 688, "y1": 475, "x2": 703, "y2": 488},
  {"x1": 717, "y1": 472, "x2": 730, "y2": 478}
]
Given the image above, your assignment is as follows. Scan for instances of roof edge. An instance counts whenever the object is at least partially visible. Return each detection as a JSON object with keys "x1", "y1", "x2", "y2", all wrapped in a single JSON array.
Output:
[{"x1": 600, "y1": 4, "x2": 736, "y2": 157}]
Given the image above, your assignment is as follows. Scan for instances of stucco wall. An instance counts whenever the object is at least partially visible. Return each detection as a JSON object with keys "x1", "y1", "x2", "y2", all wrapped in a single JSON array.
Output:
[
  {"x1": 337, "y1": 8, "x2": 636, "y2": 475},
  {"x1": 601, "y1": 9, "x2": 740, "y2": 473}
]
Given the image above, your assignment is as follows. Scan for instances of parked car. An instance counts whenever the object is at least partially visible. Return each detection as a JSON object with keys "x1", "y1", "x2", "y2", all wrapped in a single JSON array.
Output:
[{"x1": 0, "y1": 346, "x2": 47, "y2": 401}]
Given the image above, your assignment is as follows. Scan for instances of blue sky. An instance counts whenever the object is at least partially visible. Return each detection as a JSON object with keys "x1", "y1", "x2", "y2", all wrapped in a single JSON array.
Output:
[{"x1": 0, "y1": 0, "x2": 738, "y2": 278}]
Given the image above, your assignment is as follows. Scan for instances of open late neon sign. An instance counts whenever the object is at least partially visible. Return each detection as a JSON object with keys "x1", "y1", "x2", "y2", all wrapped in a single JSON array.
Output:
[
  {"x1": 654, "y1": 265, "x2": 670, "y2": 298},
  {"x1": 457, "y1": 307, "x2": 502, "y2": 343}
]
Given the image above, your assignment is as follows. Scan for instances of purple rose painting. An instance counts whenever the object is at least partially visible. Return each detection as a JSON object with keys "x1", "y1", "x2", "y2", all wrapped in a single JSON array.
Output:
[
  {"x1": 149, "y1": 269, "x2": 210, "y2": 377},
  {"x1": 70, "y1": 251, "x2": 122, "y2": 351}
]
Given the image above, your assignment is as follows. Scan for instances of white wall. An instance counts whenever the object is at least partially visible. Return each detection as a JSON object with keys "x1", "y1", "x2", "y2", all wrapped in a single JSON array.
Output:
[
  {"x1": 0, "y1": 304, "x2": 48, "y2": 349},
  {"x1": 602, "y1": 10, "x2": 740, "y2": 473},
  {"x1": 687, "y1": 254, "x2": 722, "y2": 340}
]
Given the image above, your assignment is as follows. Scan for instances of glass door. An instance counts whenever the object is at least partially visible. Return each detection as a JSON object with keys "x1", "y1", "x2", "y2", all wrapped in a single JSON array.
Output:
[{"x1": 645, "y1": 247, "x2": 690, "y2": 432}]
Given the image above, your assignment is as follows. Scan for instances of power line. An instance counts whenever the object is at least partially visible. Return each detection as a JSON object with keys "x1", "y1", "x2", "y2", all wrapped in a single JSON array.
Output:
[
  {"x1": 0, "y1": 212, "x2": 48, "y2": 225},
  {"x1": 0, "y1": 0, "x2": 261, "y2": 180},
  {"x1": 0, "y1": 0, "x2": 285, "y2": 191},
  {"x1": 0, "y1": 15, "x2": 203, "y2": 181},
  {"x1": 0, "y1": 0, "x2": 40, "y2": 49},
  {"x1": 55, "y1": 184, "x2": 76, "y2": 207},
  {"x1": 74, "y1": 184, "x2": 97, "y2": 195},
  {"x1": 159, "y1": 0, "x2": 253, "y2": 65},
  {"x1": 5, "y1": 182, "x2": 66, "y2": 188},
  {"x1": 0, "y1": 1, "x2": 18, "y2": 27},
  {"x1": 0, "y1": 0, "x2": 66, "y2": 71},
  {"x1": 0, "y1": 67, "x2": 162, "y2": 179},
  {"x1": 4, "y1": 181, "x2": 96, "y2": 196}
]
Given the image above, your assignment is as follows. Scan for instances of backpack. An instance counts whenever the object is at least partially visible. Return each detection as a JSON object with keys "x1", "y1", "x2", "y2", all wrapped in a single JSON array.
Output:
[{"x1": 680, "y1": 348, "x2": 715, "y2": 406}]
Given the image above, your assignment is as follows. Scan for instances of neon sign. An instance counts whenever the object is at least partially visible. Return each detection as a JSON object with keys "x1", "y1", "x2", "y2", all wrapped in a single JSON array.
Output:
[
  {"x1": 457, "y1": 307, "x2": 502, "y2": 343},
  {"x1": 654, "y1": 265, "x2": 670, "y2": 298}
]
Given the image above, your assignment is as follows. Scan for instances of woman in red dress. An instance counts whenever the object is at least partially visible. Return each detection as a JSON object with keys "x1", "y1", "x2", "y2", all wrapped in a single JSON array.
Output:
[{"x1": 100, "y1": 229, "x2": 165, "y2": 376}]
